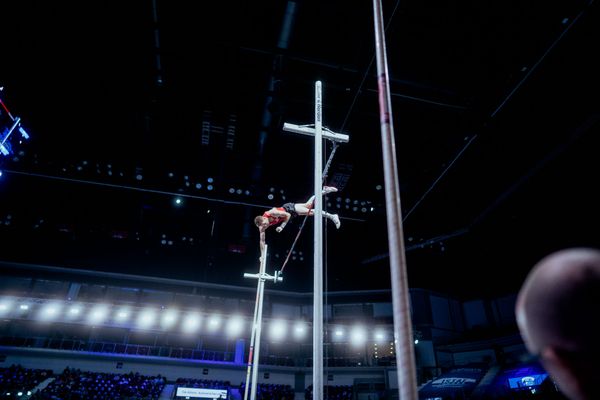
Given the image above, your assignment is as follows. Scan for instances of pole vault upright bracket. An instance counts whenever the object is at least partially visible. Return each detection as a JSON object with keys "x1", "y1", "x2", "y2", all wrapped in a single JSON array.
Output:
[
  {"x1": 243, "y1": 270, "x2": 284, "y2": 283},
  {"x1": 283, "y1": 123, "x2": 349, "y2": 144}
]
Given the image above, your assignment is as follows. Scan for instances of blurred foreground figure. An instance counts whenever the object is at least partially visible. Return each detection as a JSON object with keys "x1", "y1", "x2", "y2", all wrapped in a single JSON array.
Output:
[{"x1": 516, "y1": 247, "x2": 600, "y2": 400}]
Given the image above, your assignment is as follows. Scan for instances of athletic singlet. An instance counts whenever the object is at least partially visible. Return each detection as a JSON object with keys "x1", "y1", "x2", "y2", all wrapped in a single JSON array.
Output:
[{"x1": 263, "y1": 207, "x2": 287, "y2": 226}]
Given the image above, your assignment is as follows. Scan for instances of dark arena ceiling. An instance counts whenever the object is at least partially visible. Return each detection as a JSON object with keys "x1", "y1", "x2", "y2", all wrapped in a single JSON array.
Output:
[{"x1": 0, "y1": 0, "x2": 599, "y2": 299}]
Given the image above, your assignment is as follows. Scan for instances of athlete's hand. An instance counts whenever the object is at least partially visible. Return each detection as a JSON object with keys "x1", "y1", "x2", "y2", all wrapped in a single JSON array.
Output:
[{"x1": 276, "y1": 226, "x2": 283, "y2": 233}]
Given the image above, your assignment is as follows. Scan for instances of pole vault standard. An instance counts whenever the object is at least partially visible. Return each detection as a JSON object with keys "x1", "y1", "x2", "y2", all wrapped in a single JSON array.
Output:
[
  {"x1": 372, "y1": 0, "x2": 418, "y2": 398},
  {"x1": 283, "y1": 81, "x2": 349, "y2": 400},
  {"x1": 242, "y1": 245, "x2": 282, "y2": 400}
]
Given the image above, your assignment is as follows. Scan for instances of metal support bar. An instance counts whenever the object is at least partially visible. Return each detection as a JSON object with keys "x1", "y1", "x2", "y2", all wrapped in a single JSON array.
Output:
[
  {"x1": 281, "y1": 81, "x2": 349, "y2": 400},
  {"x1": 313, "y1": 81, "x2": 324, "y2": 400},
  {"x1": 283, "y1": 123, "x2": 349, "y2": 143},
  {"x1": 243, "y1": 271, "x2": 283, "y2": 283}
]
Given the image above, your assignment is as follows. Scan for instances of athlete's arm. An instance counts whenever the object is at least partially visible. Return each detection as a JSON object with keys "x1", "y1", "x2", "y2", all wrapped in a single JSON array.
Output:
[
  {"x1": 275, "y1": 213, "x2": 291, "y2": 232},
  {"x1": 259, "y1": 228, "x2": 266, "y2": 257}
]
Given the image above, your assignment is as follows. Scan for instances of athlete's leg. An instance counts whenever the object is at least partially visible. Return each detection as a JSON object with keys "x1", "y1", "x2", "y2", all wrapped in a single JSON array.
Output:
[
  {"x1": 323, "y1": 211, "x2": 341, "y2": 229},
  {"x1": 293, "y1": 205, "x2": 341, "y2": 229},
  {"x1": 300, "y1": 186, "x2": 338, "y2": 209},
  {"x1": 294, "y1": 203, "x2": 312, "y2": 215}
]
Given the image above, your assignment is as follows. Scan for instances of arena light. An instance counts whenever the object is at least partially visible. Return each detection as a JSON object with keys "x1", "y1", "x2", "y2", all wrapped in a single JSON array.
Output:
[
  {"x1": 207, "y1": 314, "x2": 222, "y2": 332},
  {"x1": 182, "y1": 312, "x2": 202, "y2": 334},
  {"x1": 16, "y1": 303, "x2": 31, "y2": 317},
  {"x1": 374, "y1": 329, "x2": 387, "y2": 343},
  {"x1": 115, "y1": 306, "x2": 131, "y2": 323},
  {"x1": 87, "y1": 304, "x2": 110, "y2": 325},
  {"x1": 160, "y1": 309, "x2": 179, "y2": 330},
  {"x1": 38, "y1": 302, "x2": 63, "y2": 322},
  {"x1": 136, "y1": 308, "x2": 157, "y2": 329},
  {"x1": 333, "y1": 327, "x2": 345, "y2": 340},
  {"x1": 269, "y1": 319, "x2": 287, "y2": 341},
  {"x1": 66, "y1": 304, "x2": 83, "y2": 320},
  {"x1": 293, "y1": 321, "x2": 308, "y2": 340},
  {"x1": 0, "y1": 298, "x2": 13, "y2": 315},
  {"x1": 225, "y1": 315, "x2": 244, "y2": 337},
  {"x1": 350, "y1": 325, "x2": 367, "y2": 347}
]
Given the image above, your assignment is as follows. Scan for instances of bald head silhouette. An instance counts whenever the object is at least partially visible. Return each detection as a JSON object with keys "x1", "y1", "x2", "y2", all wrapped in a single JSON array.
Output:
[{"x1": 516, "y1": 247, "x2": 600, "y2": 400}]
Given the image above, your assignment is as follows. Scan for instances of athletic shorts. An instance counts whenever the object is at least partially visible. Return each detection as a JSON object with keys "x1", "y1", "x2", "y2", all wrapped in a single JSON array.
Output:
[{"x1": 282, "y1": 202, "x2": 298, "y2": 218}]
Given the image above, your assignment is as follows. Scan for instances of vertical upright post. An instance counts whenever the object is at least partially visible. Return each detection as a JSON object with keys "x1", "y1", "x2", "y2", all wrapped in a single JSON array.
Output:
[
  {"x1": 243, "y1": 270, "x2": 262, "y2": 400},
  {"x1": 282, "y1": 81, "x2": 347, "y2": 399},
  {"x1": 313, "y1": 81, "x2": 324, "y2": 400},
  {"x1": 372, "y1": 1, "x2": 418, "y2": 399},
  {"x1": 243, "y1": 246, "x2": 282, "y2": 400},
  {"x1": 250, "y1": 246, "x2": 268, "y2": 400},
  {"x1": 250, "y1": 252, "x2": 267, "y2": 400}
]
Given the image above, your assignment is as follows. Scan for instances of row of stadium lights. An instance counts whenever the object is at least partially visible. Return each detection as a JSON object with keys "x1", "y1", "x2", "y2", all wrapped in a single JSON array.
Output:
[
  {"x1": 53, "y1": 161, "x2": 379, "y2": 214},
  {"x1": 4, "y1": 391, "x2": 32, "y2": 397},
  {"x1": 16, "y1": 158, "x2": 382, "y2": 214},
  {"x1": 0, "y1": 299, "x2": 392, "y2": 346},
  {"x1": 61, "y1": 161, "x2": 217, "y2": 192},
  {"x1": 328, "y1": 197, "x2": 374, "y2": 213}
]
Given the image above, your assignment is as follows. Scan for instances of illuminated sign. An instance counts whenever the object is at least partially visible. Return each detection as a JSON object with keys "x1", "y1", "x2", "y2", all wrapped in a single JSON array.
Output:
[{"x1": 175, "y1": 387, "x2": 228, "y2": 399}]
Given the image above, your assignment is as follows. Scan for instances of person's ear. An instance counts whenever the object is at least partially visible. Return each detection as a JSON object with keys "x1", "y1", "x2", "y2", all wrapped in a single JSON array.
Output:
[{"x1": 540, "y1": 346, "x2": 585, "y2": 400}]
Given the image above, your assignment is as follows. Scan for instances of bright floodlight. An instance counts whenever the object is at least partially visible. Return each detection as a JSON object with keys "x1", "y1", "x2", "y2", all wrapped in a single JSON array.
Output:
[
  {"x1": 66, "y1": 304, "x2": 83, "y2": 319},
  {"x1": 207, "y1": 314, "x2": 221, "y2": 332},
  {"x1": 350, "y1": 325, "x2": 367, "y2": 347},
  {"x1": 38, "y1": 302, "x2": 63, "y2": 321},
  {"x1": 293, "y1": 321, "x2": 308, "y2": 340},
  {"x1": 136, "y1": 308, "x2": 157, "y2": 329},
  {"x1": 226, "y1": 315, "x2": 244, "y2": 337},
  {"x1": 87, "y1": 304, "x2": 110, "y2": 325},
  {"x1": 333, "y1": 327, "x2": 345, "y2": 340},
  {"x1": 0, "y1": 298, "x2": 13, "y2": 315},
  {"x1": 115, "y1": 306, "x2": 131, "y2": 323},
  {"x1": 269, "y1": 319, "x2": 287, "y2": 341},
  {"x1": 182, "y1": 312, "x2": 202, "y2": 334},
  {"x1": 374, "y1": 329, "x2": 387, "y2": 343},
  {"x1": 160, "y1": 309, "x2": 179, "y2": 330}
]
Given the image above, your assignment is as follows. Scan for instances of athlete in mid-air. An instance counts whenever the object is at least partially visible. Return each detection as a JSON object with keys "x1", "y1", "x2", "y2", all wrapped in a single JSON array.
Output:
[{"x1": 254, "y1": 186, "x2": 340, "y2": 255}]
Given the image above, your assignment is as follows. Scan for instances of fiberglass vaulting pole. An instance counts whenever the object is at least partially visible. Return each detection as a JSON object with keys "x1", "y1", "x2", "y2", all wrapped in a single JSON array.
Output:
[{"x1": 372, "y1": 0, "x2": 418, "y2": 399}]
